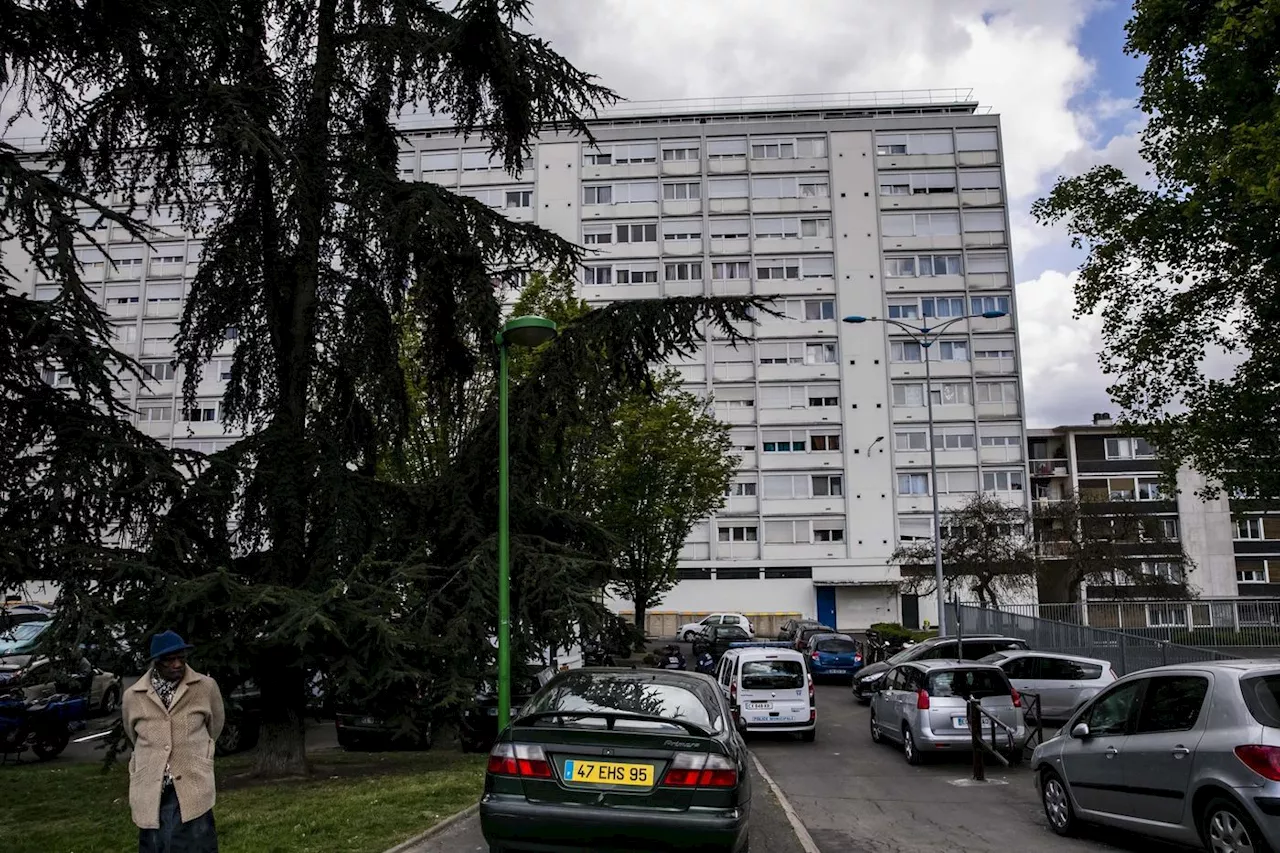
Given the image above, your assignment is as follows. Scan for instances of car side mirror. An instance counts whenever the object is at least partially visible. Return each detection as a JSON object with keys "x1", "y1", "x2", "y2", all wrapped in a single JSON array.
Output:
[{"x1": 1070, "y1": 722, "x2": 1090, "y2": 739}]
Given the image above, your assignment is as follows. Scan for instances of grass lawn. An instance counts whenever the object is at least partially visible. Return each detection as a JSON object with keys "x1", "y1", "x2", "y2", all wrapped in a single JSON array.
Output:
[{"x1": 1, "y1": 749, "x2": 486, "y2": 853}]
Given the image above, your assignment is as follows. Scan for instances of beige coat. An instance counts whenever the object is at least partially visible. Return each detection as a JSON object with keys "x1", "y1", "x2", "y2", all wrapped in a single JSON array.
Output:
[{"x1": 122, "y1": 667, "x2": 225, "y2": 828}]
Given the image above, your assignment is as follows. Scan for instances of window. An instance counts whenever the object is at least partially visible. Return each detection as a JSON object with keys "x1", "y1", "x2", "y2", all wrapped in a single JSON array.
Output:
[
  {"x1": 805, "y1": 343, "x2": 837, "y2": 365},
  {"x1": 976, "y1": 382, "x2": 1018, "y2": 403},
  {"x1": 936, "y1": 470, "x2": 978, "y2": 494},
  {"x1": 885, "y1": 254, "x2": 962, "y2": 277},
  {"x1": 663, "y1": 181, "x2": 701, "y2": 201},
  {"x1": 931, "y1": 383, "x2": 972, "y2": 405},
  {"x1": 751, "y1": 177, "x2": 830, "y2": 199},
  {"x1": 933, "y1": 429, "x2": 975, "y2": 450},
  {"x1": 146, "y1": 283, "x2": 182, "y2": 304},
  {"x1": 212, "y1": 359, "x2": 232, "y2": 382},
  {"x1": 801, "y1": 257, "x2": 834, "y2": 278},
  {"x1": 983, "y1": 471, "x2": 1024, "y2": 492},
  {"x1": 664, "y1": 262, "x2": 703, "y2": 281},
  {"x1": 810, "y1": 433, "x2": 841, "y2": 451},
  {"x1": 764, "y1": 520, "x2": 805, "y2": 543},
  {"x1": 726, "y1": 481, "x2": 757, "y2": 497},
  {"x1": 138, "y1": 405, "x2": 172, "y2": 423},
  {"x1": 804, "y1": 299, "x2": 835, "y2": 321},
  {"x1": 892, "y1": 384, "x2": 925, "y2": 407},
  {"x1": 763, "y1": 474, "x2": 807, "y2": 498},
  {"x1": 762, "y1": 430, "x2": 806, "y2": 453},
  {"x1": 971, "y1": 295, "x2": 1010, "y2": 315},
  {"x1": 758, "y1": 343, "x2": 803, "y2": 364},
  {"x1": 709, "y1": 178, "x2": 749, "y2": 198},
  {"x1": 968, "y1": 252, "x2": 1009, "y2": 274},
  {"x1": 1104, "y1": 437, "x2": 1155, "y2": 459},
  {"x1": 898, "y1": 473, "x2": 929, "y2": 495},
  {"x1": 461, "y1": 150, "x2": 503, "y2": 171},
  {"x1": 754, "y1": 217, "x2": 831, "y2": 239},
  {"x1": 587, "y1": 181, "x2": 657, "y2": 205},
  {"x1": 881, "y1": 212, "x2": 960, "y2": 237},
  {"x1": 582, "y1": 265, "x2": 613, "y2": 286},
  {"x1": 813, "y1": 525, "x2": 844, "y2": 543},
  {"x1": 956, "y1": 130, "x2": 998, "y2": 151},
  {"x1": 979, "y1": 435, "x2": 1020, "y2": 447},
  {"x1": 895, "y1": 431, "x2": 927, "y2": 451},
  {"x1": 887, "y1": 300, "x2": 920, "y2": 320},
  {"x1": 183, "y1": 405, "x2": 220, "y2": 423},
  {"x1": 812, "y1": 474, "x2": 843, "y2": 497},
  {"x1": 142, "y1": 362, "x2": 175, "y2": 382},
  {"x1": 959, "y1": 169, "x2": 1002, "y2": 190},
  {"x1": 718, "y1": 525, "x2": 757, "y2": 542},
  {"x1": 610, "y1": 142, "x2": 658, "y2": 164},
  {"x1": 936, "y1": 340, "x2": 968, "y2": 362},
  {"x1": 1236, "y1": 518, "x2": 1264, "y2": 540},
  {"x1": 885, "y1": 257, "x2": 916, "y2": 278},
  {"x1": 615, "y1": 263, "x2": 658, "y2": 284},
  {"x1": 583, "y1": 224, "x2": 613, "y2": 245},
  {"x1": 808, "y1": 393, "x2": 839, "y2": 407},
  {"x1": 662, "y1": 220, "x2": 702, "y2": 241},
  {"x1": 706, "y1": 138, "x2": 747, "y2": 159},
  {"x1": 712, "y1": 261, "x2": 750, "y2": 280},
  {"x1": 799, "y1": 179, "x2": 829, "y2": 198},
  {"x1": 965, "y1": 210, "x2": 1006, "y2": 234},
  {"x1": 756, "y1": 259, "x2": 800, "y2": 280},
  {"x1": 975, "y1": 348, "x2": 1015, "y2": 359},
  {"x1": 879, "y1": 171, "x2": 957, "y2": 196},
  {"x1": 876, "y1": 132, "x2": 954, "y2": 155},
  {"x1": 1084, "y1": 681, "x2": 1143, "y2": 736},
  {"x1": 662, "y1": 144, "x2": 699, "y2": 161},
  {"x1": 504, "y1": 190, "x2": 532, "y2": 209},
  {"x1": 922, "y1": 297, "x2": 965, "y2": 318},
  {"x1": 616, "y1": 223, "x2": 658, "y2": 243},
  {"x1": 420, "y1": 152, "x2": 459, "y2": 173},
  {"x1": 709, "y1": 218, "x2": 750, "y2": 239},
  {"x1": 891, "y1": 341, "x2": 922, "y2": 363},
  {"x1": 1137, "y1": 478, "x2": 1165, "y2": 500},
  {"x1": 1135, "y1": 676, "x2": 1209, "y2": 734},
  {"x1": 751, "y1": 140, "x2": 795, "y2": 159},
  {"x1": 463, "y1": 187, "x2": 532, "y2": 208}
]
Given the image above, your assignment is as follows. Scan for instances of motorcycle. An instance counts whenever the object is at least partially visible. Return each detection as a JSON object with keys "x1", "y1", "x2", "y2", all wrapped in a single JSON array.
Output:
[
  {"x1": 693, "y1": 651, "x2": 716, "y2": 675},
  {"x1": 657, "y1": 645, "x2": 686, "y2": 671},
  {"x1": 0, "y1": 691, "x2": 89, "y2": 762}
]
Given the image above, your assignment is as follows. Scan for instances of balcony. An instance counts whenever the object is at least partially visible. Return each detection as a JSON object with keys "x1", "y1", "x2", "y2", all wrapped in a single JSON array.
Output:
[{"x1": 1030, "y1": 458, "x2": 1070, "y2": 477}]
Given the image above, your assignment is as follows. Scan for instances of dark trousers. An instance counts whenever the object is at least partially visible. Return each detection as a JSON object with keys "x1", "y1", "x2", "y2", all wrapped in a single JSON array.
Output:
[{"x1": 138, "y1": 785, "x2": 218, "y2": 853}]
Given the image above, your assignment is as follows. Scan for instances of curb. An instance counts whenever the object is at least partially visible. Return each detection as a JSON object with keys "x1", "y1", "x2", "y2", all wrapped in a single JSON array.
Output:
[
  {"x1": 382, "y1": 803, "x2": 480, "y2": 853},
  {"x1": 749, "y1": 752, "x2": 821, "y2": 853}
]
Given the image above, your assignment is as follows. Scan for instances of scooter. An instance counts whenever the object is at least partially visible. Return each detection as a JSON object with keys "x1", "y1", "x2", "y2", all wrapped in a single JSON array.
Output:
[{"x1": 0, "y1": 691, "x2": 89, "y2": 762}]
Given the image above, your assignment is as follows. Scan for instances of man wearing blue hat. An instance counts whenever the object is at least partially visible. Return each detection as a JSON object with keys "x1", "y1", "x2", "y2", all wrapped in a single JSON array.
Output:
[{"x1": 122, "y1": 630, "x2": 225, "y2": 852}]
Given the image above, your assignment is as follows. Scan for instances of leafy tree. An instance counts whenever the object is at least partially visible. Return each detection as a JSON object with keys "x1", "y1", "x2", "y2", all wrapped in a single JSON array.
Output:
[
  {"x1": 892, "y1": 493, "x2": 1035, "y2": 607},
  {"x1": 2, "y1": 0, "x2": 759, "y2": 777},
  {"x1": 600, "y1": 374, "x2": 737, "y2": 635},
  {"x1": 1033, "y1": 0, "x2": 1280, "y2": 499},
  {"x1": 1032, "y1": 491, "x2": 1193, "y2": 603}
]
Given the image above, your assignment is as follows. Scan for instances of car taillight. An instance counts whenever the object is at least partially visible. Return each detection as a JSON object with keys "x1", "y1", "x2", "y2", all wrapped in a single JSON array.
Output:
[
  {"x1": 811, "y1": 651, "x2": 820, "y2": 661},
  {"x1": 854, "y1": 653, "x2": 863, "y2": 663},
  {"x1": 1235, "y1": 745, "x2": 1280, "y2": 781},
  {"x1": 916, "y1": 689, "x2": 930, "y2": 710},
  {"x1": 662, "y1": 752, "x2": 738, "y2": 787},
  {"x1": 486, "y1": 743, "x2": 552, "y2": 778},
  {"x1": 808, "y1": 675, "x2": 815, "y2": 702},
  {"x1": 1011, "y1": 687, "x2": 1022, "y2": 708}
]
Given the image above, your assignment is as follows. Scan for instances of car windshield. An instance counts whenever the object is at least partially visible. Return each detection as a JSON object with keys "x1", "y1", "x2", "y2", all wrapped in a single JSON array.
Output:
[
  {"x1": 741, "y1": 660, "x2": 804, "y2": 690},
  {"x1": 928, "y1": 668, "x2": 1010, "y2": 699},
  {"x1": 1240, "y1": 674, "x2": 1280, "y2": 728},
  {"x1": 522, "y1": 672, "x2": 714, "y2": 732},
  {"x1": 816, "y1": 639, "x2": 857, "y2": 654},
  {"x1": 0, "y1": 621, "x2": 49, "y2": 654},
  {"x1": 978, "y1": 652, "x2": 1009, "y2": 664},
  {"x1": 886, "y1": 645, "x2": 923, "y2": 665}
]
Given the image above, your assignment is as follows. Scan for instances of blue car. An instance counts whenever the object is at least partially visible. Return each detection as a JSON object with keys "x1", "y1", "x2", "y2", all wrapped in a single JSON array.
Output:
[{"x1": 805, "y1": 633, "x2": 863, "y2": 681}]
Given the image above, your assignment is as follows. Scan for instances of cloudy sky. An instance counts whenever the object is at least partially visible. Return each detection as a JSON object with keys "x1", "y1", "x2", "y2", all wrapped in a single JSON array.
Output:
[{"x1": 526, "y1": 0, "x2": 1147, "y2": 428}]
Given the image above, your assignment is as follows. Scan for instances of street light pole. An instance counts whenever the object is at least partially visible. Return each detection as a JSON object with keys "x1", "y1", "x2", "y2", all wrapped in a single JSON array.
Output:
[
  {"x1": 842, "y1": 310, "x2": 1008, "y2": 637},
  {"x1": 496, "y1": 314, "x2": 558, "y2": 731}
]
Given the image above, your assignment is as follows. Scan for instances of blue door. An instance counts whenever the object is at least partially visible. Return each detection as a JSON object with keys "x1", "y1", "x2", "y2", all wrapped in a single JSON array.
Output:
[{"x1": 816, "y1": 587, "x2": 837, "y2": 631}]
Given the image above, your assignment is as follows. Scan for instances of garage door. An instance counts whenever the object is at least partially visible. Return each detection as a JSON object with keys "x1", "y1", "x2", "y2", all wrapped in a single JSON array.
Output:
[{"x1": 834, "y1": 586, "x2": 898, "y2": 631}]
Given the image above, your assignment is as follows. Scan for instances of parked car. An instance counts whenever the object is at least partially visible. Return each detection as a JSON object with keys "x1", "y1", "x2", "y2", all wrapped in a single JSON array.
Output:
[
  {"x1": 804, "y1": 633, "x2": 863, "y2": 681},
  {"x1": 0, "y1": 619, "x2": 52, "y2": 659},
  {"x1": 869, "y1": 660, "x2": 1026, "y2": 765},
  {"x1": 480, "y1": 667, "x2": 751, "y2": 853},
  {"x1": 692, "y1": 625, "x2": 752, "y2": 664},
  {"x1": 792, "y1": 623, "x2": 836, "y2": 652},
  {"x1": 714, "y1": 644, "x2": 815, "y2": 741},
  {"x1": 852, "y1": 635, "x2": 1029, "y2": 702},
  {"x1": 217, "y1": 681, "x2": 262, "y2": 756},
  {"x1": 675, "y1": 613, "x2": 755, "y2": 642},
  {"x1": 458, "y1": 676, "x2": 542, "y2": 754},
  {"x1": 979, "y1": 650, "x2": 1116, "y2": 724},
  {"x1": 0, "y1": 656, "x2": 123, "y2": 715},
  {"x1": 1032, "y1": 659, "x2": 1280, "y2": 853},
  {"x1": 776, "y1": 619, "x2": 824, "y2": 644}
]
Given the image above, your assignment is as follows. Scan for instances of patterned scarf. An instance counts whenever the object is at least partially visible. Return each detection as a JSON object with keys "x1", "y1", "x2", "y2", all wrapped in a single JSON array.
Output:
[{"x1": 150, "y1": 669, "x2": 181, "y2": 787}]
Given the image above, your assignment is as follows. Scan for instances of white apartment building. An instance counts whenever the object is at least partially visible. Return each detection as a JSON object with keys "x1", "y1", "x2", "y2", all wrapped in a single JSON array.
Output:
[{"x1": 10, "y1": 90, "x2": 1028, "y2": 633}]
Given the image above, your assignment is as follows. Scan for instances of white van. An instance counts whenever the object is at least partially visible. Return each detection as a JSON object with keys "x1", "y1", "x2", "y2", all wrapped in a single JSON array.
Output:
[{"x1": 713, "y1": 642, "x2": 816, "y2": 742}]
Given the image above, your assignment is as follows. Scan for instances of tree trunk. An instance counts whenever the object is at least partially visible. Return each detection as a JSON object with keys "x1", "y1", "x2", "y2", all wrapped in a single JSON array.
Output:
[
  {"x1": 252, "y1": 666, "x2": 309, "y2": 777},
  {"x1": 633, "y1": 598, "x2": 648, "y2": 652}
]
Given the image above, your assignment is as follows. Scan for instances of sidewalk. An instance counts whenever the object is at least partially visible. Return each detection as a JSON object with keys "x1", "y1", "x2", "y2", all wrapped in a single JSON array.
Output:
[{"x1": 396, "y1": 759, "x2": 802, "y2": 852}]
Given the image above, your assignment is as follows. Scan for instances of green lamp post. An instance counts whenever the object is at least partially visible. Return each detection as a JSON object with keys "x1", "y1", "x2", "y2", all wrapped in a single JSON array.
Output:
[{"x1": 496, "y1": 314, "x2": 557, "y2": 730}]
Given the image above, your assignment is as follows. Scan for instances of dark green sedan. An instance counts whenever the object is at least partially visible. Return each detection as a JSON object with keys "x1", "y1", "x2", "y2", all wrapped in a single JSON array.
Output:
[{"x1": 479, "y1": 667, "x2": 752, "y2": 853}]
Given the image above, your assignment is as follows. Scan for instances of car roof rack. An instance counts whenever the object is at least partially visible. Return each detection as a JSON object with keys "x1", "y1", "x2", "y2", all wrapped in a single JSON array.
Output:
[{"x1": 727, "y1": 641, "x2": 794, "y2": 649}]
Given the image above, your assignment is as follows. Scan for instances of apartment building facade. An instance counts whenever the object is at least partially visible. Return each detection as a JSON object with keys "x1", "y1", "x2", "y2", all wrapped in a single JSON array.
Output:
[{"x1": 12, "y1": 90, "x2": 1029, "y2": 632}]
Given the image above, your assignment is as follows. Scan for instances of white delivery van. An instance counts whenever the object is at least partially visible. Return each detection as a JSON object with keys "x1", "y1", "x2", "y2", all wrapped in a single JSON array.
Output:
[{"x1": 714, "y1": 641, "x2": 815, "y2": 742}]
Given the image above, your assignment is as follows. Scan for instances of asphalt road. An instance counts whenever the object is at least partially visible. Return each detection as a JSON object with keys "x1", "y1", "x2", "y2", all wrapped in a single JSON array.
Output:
[{"x1": 750, "y1": 683, "x2": 1189, "y2": 853}]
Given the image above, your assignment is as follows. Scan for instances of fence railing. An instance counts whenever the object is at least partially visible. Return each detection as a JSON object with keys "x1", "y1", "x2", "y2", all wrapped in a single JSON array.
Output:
[
  {"x1": 959, "y1": 598, "x2": 1280, "y2": 648},
  {"x1": 948, "y1": 602, "x2": 1238, "y2": 676}
]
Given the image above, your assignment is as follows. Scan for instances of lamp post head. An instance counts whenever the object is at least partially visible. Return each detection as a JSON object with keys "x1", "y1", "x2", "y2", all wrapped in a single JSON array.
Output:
[
  {"x1": 980, "y1": 310, "x2": 1008, "y2": 320},
  {"x1": 500, "y1": 315, "x2": 558, "y2": 348},
  {"x1": 841, "y1": 315, "x2": 868, "y2": 324}
]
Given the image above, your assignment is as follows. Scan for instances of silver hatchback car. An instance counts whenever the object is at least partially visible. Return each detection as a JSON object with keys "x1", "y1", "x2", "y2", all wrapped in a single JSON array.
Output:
[
  {"x1": 870, "y1": 660, "x2": 1026, "y2": 765},
  {"x1": 1031, "y1": 660, "x2": 1280, "y2": 853}
]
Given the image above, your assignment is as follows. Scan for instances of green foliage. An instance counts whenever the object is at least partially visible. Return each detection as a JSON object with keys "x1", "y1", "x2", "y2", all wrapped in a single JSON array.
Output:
[
  {"x1": 868, "y1": 622, "x2": 934, "y2": 644},
  {"x1": 1033, "y1": 0, "x2": 1280, "y2": 499},
  {"x1": 892, "y1": 493, "x2": 1036, "y2": 606}
]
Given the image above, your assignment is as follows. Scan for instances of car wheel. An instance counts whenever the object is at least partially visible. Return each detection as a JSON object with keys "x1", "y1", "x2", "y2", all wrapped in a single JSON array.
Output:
[
  {"x1": 100, "y1": 686, "x2": 121, "y2": 716},
  {"x1": 683, "y1": 630, "x2": 697, "y2": 642},
  {"x1": 801, "y1": 729, "x2": 816, "y2": 743},
  {"x1": 902, "y1": 725, "x2": 921, "y2": 765},
  {"x1": 738, "y1": 832, "x2": 750, "y2": 853},
  {"x1": 1040, "y1": 770, "x2": 1078, "y2": 837},
  {"x1": 33, "y1": 729, "x2": 69, "y2": 761},
  {"x1": 1202, "y1": 796, "x2": 1272, "y2": 853},
  {"x1": 869, "y1": 707, "x2": 882, "y2": 743}
]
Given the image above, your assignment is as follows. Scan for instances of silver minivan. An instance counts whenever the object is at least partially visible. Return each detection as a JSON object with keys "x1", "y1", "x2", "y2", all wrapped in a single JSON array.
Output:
[
  {"x1": 869, "y1": 660, "x2": 1026, "y2": 765},
  {"x1": 980, "y1": 650, "x2": 1116, "y2": 723},
  {"x1": 1032, "y1": 660, "x2": 1280, "y2": 852}
]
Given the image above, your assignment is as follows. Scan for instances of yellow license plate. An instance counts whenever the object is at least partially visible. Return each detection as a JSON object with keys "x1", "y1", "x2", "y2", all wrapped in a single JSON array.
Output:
[{"x1": 563, "y1": 759, "x2": 654, "y2": 787}]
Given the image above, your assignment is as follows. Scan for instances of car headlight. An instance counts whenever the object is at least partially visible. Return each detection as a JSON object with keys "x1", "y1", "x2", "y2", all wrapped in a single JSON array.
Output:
[{"x1": 862, "y1": 671, "x2": 884, "y2": 683}]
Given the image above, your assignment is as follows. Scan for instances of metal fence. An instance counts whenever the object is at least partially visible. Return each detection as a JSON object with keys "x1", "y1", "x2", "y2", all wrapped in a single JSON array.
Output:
[
  {"x1": 958, "y1": 598, "x2": 1280, "y2": 648},
  {"x1": 948, "y1": 602, "x2": 1239, "y2": 676}
]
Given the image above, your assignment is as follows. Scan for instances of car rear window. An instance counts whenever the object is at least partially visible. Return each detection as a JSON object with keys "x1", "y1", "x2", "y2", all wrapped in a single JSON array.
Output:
[
  {"x1": 927, "y1": 668, "x2": 1010, "y2": 699},
  {"x1": 524, "y1": 673, "x2": 714, "y2": 731},
  {"x1": 816, "y1": 639, "x2": 857, "y2": 654},
  {"x1": 1240, "y1": 675, "x2": 1280, "y2": 728},
  {"x1": 741, "y1": 660, "x2": 805, "y2": 690}
]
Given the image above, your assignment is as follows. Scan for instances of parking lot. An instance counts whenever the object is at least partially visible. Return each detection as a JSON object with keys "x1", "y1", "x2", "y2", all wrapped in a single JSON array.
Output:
[{"x1": 751, "y1": 683, "x2": 1186, "y2": 853}]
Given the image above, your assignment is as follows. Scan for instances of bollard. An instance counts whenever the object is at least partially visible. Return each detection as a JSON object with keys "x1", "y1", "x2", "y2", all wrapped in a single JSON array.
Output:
[{"x1": 969, "y1": 697, "x2": 985, "y2": 781}]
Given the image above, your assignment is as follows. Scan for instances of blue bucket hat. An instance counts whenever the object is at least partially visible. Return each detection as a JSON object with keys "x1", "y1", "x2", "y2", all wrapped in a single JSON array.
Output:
[{"x1": 148, "y1": 630, "x2": 194, "y2": 661}]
